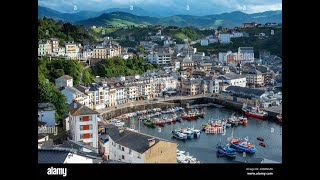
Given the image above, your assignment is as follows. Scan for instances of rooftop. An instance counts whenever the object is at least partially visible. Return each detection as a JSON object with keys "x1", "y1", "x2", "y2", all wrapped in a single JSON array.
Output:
[
  {"x1": 62, "y1": 86, "x2": 83, "y2": 95},
  {"x1": 38, "y1": 103, "x2": 56, "y2": 111},
  {"x1": 68, "y1": 101, "x2": 99, "y2": 116},
  {"x1": 104, "y1": 124, "x2": 174, "y2": 154},
  {"x1": 57, "y1": 75, "x2": 73, "y2": 80},
  {"x1": 225, "y1": 86, "x2": 266, "y2": 97}
]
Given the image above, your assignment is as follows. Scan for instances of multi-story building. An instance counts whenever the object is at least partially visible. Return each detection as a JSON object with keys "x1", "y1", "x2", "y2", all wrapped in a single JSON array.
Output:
[
  {"x1": 126, "y1": 85, "x2": 138, "y2": 102},
  {"x1": 218, "y1": 33, "x2": 231, "y2": 44},
  {"x1": 146, "y1": 52, "x2": 172, "y2": 65},
  {"x1": 181, "y1": 79, "x2": 202, "y2": 96},
  {"x1": 68, "y1": 101, "x2": 99, "y2": 152},
  {"x1": 65, "y1": 41, "x2": 79, "y2": 59},
  {"x1": 93, "y1": 45, "x2": 107, "y2": 59},
  {"x1": 49, "y1": 38, "x2": 59, "y2": 54},
  {"x1": 242, "y1": 68, "x2": 264, "y2": 87},
  {"x1": 181, "y1": 56, "x2": 194, "y2": 70},
  {"x1": 55, "y1": 75, "x2": 73, "y2": 89},
  {"x1": 58, "y1": 47, "x2": 66, "y2": 57},
  {"x1": 200, "y1": 39, "x2": 209, "y2": 46},
  {"x1": 38, "y1": 39, "x2": 52, "y2": 56},
  {"x1": 99, "y1": 124, "x2": 177, "y2": 163},
  {"x1": 215, "y1": 72, "x2": 247, "y2": 88},
  {"x1": 114, "y1": 82, "x2": 126, "y2": 105},
  {"x1": 61, "y1": 86, "x2": 88, "y2": 105},
  {"x1": 108, "y1": 86, "x2": 117, "y2": 107},
  {"x1": 88, "y1": 83, "x2": 106, "y2": 110}
]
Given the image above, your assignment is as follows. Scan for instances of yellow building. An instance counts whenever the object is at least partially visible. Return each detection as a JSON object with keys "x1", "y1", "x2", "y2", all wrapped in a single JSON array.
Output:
[{"x1": 99, "y1": 124, "x2": 177, "y2": 163}]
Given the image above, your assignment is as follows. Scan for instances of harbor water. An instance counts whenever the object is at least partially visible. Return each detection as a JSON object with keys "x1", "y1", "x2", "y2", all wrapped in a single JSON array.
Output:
[{"x1": 125, "y1": 107, "x2": 282, "y2": 163}]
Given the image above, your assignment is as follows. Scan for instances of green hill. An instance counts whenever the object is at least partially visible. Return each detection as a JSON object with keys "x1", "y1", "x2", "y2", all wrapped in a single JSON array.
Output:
[{"x1": 76, "y1": 11, "x2": 282, "y2": 28}]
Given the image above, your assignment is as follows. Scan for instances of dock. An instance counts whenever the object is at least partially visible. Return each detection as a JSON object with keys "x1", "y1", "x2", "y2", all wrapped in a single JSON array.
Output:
[{"x1": 264, "y1": 105, "x2": 282, "y2": 118}]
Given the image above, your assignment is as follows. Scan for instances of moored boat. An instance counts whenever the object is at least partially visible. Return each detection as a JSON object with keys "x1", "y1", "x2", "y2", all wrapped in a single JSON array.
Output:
[
  {"x1": 277, "y1": 114, "x2": 282, "y2": 123},
  {"x1": 242, "y1": 103, "x2": 268, "y2": 119},
  {"x1": 227, "y1": 137, "x2": 256, "y2": 153},
  {"x1": 143, "y1": 119, "x2": 155, "y2": 128},
  {"x1": 259, "y1": 142, "x2": 266, "y2": 147},
  {"x1": 216, "y1": 145, "x2": 236, "y2": 158},
  {"x1": 257, "y1": 137, "x2": 264, "y2": 141},
  {"x1": 172, "y1": 131, "x2": 187, "y2": 140}
]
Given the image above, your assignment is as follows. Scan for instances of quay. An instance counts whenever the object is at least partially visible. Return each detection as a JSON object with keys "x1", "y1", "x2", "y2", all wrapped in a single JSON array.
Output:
[{"x1": 97, "y1": 94, "x2": 281, "y2": 121}]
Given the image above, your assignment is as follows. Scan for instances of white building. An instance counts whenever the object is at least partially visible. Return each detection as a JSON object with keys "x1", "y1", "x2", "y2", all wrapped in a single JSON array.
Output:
[
  {"x1": 55, "y1": 75, "x2": 73, "y2": 89},
  {"x1": 49, "y1": 38, "x2": 59, "y2": 54},
  {"x1": 200, "y1": 39, "x2": 209, "y2": 46},
  {"x1": 38, "y1": 39, "x2": 52, "y2": 56},
  {"x1": 218, "y1": 33, "x2": 231, "y2": 44},
  {"x1": 231, "y1": 32, "x2": 244, "y2": 38},
  {"x1": 114, "y1": 83, "x2": 126, "y2": 105},
  {"x1": 88, "y1": 83, "x2": 106, "y2": 110},
  {"x1": 99, "y1": 124, "x2": 177, "y2": 163},
  {"x1": 65, "y1": 41, "x2": 80, "y2": 59},
  {"x1": 83, "y1": 49, "x2": 94, "y2": 60},
  {"x1": 146, "y1": 52, "x2": 171, "y2": 65},
  {"x1": 208, "y1": 80, "x2": 219, "y2": 94},
  {"x1": 38, "y1": 103, "x2": 56, "y2": 127},
  {"x1": 215, "y1": 72, "x2": 247, "y2": 92},
  {"x1": 58, "y1": 47, "x2": 66, "y2": 56},
  {"x1": 61, "y1": 86, "x2": 86, "y2": 105},
  {"x1": 68, "y1": 101, "x2": 100, "y2": 151}
]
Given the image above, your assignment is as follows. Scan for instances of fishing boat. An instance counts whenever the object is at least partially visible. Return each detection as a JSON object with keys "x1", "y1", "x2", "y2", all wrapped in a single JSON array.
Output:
[
  {"x1": 216, "y1": 145, "x2": 236, "y2": 158},
  {"x1": 239, "y1": 117, "x2": 248, "y2": 126},
  {"x1": 181, "y1": 112, "x2": 197, "y2": 120},
  {"x1": 257, "y1": 137, "x2": 264, "y2": 141},
  {"x1": 242, "y1": 102, "x2": 268, "y2": 119},
  {"x1": 153, "y1": 118, "x2": 165, "y2": 126},
  {"x1": 172, "y1": 131, "x2": 187, "y2": 140},
  {"x1": 277, "y1": 114, "x2": 282, "y2": 123},
  {"x1": 181, "y1": 129, "x2": 194, "y2": 139},
  {"x1": 143, "y1": 119, "x2": 155, "y2": 128},
  {"x1": 190, "y1": 129, "x2": 201, "y2": 138},
  {"x1": 176, "y1": 117, "x2": 182, "y2": 123},
  {"x1": 227, "y1": 137, "x2": 256, "y2": 153},
  {"x1": 259, "y1": 142, "x2": 266, "y2": 147}
]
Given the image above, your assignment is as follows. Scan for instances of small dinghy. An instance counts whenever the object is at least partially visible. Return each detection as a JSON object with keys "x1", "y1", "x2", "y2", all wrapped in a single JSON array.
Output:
[
  {"x1": 257, "y1": 137, "x2": 264, "y2": 141},
  {"x1": 259, "y1": 142, "x2": 266, "y2": 147}
]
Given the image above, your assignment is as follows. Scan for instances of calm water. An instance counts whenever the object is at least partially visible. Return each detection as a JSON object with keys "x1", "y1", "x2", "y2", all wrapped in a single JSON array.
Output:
[{"x1": 125, "y1": 107, "x2": 282, "y2": 163}]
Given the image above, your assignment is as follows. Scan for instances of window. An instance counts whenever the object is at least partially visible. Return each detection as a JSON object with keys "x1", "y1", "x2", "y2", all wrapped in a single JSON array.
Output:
[
  {"x1": 121, "y1": 147, "x2": 125, "y2": 151},
  {"x1": 122, "y1": 155, "x2": 125, "y2": 160},
  {"x1": 129, "y1": 149, "x2": 132, "y2": 155},
  {"x1": 80, "y1": 133, "x2": 92, "y2": 139}
]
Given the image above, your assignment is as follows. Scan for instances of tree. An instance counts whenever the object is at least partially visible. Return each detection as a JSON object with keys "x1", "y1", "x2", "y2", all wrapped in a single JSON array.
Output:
[
  {"x1": 82, "y1": 68, "x2": 95, "y2": 84},
  {"x1": 38, "y1": 71, "x2": 68, "y2": 122}
]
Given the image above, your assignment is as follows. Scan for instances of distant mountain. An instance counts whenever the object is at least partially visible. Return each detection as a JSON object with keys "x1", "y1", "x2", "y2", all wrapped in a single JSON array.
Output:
[
  {"x1": 38, "y1": 6, "x2": 160, "y2": 22},
  {"x1": 76, "y1": 10, "x2": 282, "y2": 28}
]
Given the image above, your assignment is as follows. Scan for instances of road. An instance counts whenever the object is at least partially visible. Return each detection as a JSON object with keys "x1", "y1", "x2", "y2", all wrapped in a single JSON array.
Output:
[
  {"x1": 80, "y1": 66, "x2": 90, "y2": 84},
  {"x1": 96, "y1": 94, "x2": 208, "y2": 114}
]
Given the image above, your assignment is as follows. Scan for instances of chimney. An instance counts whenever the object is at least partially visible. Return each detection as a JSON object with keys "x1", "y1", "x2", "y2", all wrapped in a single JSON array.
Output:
[{"x1": 148, "y1": 138, "x2": 156, "y2": 147}]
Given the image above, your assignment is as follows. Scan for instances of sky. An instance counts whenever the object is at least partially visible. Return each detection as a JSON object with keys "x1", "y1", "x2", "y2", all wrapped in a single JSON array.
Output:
[{"x1": 38, "y1": 0, "x2": 282, "y2": 15}]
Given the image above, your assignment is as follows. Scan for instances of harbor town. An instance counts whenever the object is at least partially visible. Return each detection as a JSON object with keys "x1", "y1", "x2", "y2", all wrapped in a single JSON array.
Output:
[{"x1": 37, "y1": 2, "x2": 282, "y2": 164}]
